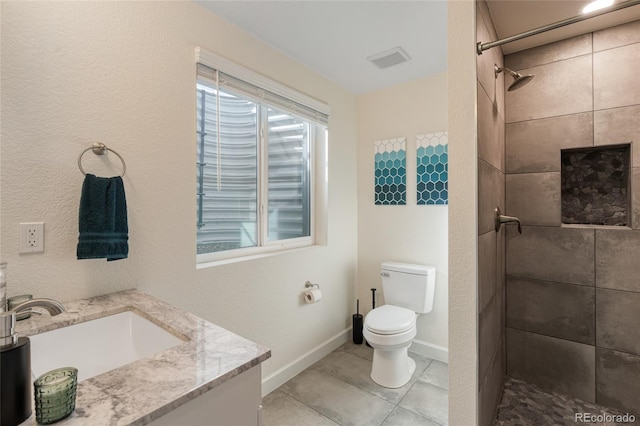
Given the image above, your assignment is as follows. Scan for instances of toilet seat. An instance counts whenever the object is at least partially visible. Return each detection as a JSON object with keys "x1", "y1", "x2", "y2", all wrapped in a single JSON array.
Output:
[{"x1": 365, "y1": 305, "x2": 416, "y2": 335}]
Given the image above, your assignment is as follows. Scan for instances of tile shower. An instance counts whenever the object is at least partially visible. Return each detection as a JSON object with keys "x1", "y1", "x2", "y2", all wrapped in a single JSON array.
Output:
[{"x1": 477, "y1": 3, "x2": 640, "y2": 424}]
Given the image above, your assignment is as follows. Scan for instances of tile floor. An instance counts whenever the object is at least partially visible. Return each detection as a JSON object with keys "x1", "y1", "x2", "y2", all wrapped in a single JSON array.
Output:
[
  {"x1": 262, "y1": 342, "x2": 448, "y2": 426},
  {"x1": 496, "y1": 377, "x2": 640, "y2": 426}
]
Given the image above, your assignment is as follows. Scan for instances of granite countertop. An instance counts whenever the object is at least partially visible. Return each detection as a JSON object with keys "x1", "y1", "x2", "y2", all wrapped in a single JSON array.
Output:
[{"x1": 15, "y1": 290, "x2": 271, "y2": 425}]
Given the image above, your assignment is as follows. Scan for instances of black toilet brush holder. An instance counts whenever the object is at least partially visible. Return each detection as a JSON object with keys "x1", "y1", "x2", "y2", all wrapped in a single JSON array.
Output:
[{"x1": 352, "y1": 299, "x2": 363, "y2": 345}]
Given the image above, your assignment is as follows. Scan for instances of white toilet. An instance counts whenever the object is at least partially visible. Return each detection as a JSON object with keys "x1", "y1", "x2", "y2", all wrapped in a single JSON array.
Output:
[{"x1": 363, "y1": 261, "x2": 436, "y2": 388}]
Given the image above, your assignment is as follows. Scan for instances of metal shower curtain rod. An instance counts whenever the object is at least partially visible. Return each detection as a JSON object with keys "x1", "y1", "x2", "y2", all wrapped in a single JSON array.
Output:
[{"x1": 477, "y1": 0, "x2": 640, "y2": 55}]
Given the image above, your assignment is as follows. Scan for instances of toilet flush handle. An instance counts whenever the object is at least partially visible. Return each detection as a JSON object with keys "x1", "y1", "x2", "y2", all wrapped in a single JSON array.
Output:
[{"x1": 380, "y1": 272, "x2": 390, "y2": 277}]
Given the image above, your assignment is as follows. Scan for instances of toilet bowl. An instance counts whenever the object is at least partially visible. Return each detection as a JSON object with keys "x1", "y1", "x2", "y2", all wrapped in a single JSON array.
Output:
[
  {"x1": 363, "y1": 304, "x2": 417, "y2": 388},
  {"x1": 364, "y1": 261, "x2": 435, "y2": 389}
]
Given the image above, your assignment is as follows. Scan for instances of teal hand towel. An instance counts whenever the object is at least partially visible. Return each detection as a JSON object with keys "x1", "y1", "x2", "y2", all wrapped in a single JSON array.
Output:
[{"x1": 77, "y1": 174, "x2": 128, "y2": 261}]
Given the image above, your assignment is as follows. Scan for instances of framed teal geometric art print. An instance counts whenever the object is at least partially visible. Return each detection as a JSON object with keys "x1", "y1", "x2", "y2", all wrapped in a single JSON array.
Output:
[
  {"x1": 374, "y1": 137, "x2": 406, "y2": 205},
  {"x1": 416, "y1": 131, "x2": 448, "y2": 205}
]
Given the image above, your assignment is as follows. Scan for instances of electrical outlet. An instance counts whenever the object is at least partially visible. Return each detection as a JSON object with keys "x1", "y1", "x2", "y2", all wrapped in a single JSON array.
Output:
[{"x1": 19, "y1": 222, "x2": 44, "y2": 254}]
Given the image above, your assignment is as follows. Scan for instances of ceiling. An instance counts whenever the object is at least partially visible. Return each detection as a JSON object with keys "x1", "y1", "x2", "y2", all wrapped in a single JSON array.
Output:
[
  {"x1": 196, "y1": 1, "x2": 640, "y2": 94},
  {"x1": 196, "y1": 1, "x2": 447, "y2": 94},
  {"x1": 487, "y1": 0, "x2": 640, "y2": 54}
]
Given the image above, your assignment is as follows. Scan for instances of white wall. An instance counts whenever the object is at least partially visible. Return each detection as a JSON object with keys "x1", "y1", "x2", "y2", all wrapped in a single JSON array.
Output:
[
  {"x1": 0, "y1": 1, "x2": 358, "y2": 379},
  {"x1": 356, "y1": 75, "x2": 449, "y2": 353}
]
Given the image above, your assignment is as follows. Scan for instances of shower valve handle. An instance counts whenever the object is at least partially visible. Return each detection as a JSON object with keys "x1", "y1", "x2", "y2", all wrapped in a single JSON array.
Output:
[{"x1": 494, "y1": 206, "x2": 522, "y2": 234}]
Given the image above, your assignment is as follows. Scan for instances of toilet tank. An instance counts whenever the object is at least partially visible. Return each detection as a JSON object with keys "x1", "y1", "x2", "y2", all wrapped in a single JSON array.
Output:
[{"x1": 380, "y1": 262, "x2": 436, "y2": 314}]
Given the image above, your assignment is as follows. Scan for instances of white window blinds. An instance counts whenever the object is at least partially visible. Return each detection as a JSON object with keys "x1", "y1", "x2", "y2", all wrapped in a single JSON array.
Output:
[{"x1": 196, "y1": 62, "x2": 329, "y2": 127}]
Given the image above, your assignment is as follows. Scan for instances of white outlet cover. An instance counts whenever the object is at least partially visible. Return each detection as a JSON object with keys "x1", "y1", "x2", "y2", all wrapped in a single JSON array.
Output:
[{"x1": 19, "y1": 222, "x2": 44, "y2": 254}]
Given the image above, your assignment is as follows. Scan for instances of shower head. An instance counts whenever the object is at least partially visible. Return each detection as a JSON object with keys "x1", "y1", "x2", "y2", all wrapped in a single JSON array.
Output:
[{"x1": 494, "y1": 65, "x2": 534, "y2": 91}]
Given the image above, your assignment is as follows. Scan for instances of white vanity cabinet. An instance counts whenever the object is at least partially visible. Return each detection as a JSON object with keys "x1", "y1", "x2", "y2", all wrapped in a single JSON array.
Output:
[{"x1": 150, "y1": 365, "x2": 263, "y2": 426}]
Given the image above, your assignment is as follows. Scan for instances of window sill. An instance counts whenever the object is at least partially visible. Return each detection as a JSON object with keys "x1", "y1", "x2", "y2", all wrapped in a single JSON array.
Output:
[{"x1": 196, "y1": 243, "x2": 317, "y2": 269}]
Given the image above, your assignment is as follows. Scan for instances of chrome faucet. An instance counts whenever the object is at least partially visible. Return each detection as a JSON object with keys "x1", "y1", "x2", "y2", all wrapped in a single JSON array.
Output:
[
  {"x1": 495, "y1": 206, "x2": 522, "y2": 234},
  {"x1": 0, "y1": 298, "x2": 65, "y2": 347}
]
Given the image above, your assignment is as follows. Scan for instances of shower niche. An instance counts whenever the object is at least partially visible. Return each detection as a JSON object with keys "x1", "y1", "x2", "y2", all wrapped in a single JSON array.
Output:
[{"x1": 561, "y1": 144, "x2": 631, "y2": 226}]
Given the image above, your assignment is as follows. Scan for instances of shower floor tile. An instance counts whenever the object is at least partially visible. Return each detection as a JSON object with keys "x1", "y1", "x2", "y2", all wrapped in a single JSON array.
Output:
[
  {"x1": 496, "y1": 377, "x2": 639, "y2": 426},
  {"x1": 263, "y1": 341, "x2": 447, "y2": 426}
]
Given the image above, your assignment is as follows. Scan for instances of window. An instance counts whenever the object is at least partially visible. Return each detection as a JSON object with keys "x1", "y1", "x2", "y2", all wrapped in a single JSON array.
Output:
[{"x1": 195, "y1": 49, "x2": 329, "y2": 263}]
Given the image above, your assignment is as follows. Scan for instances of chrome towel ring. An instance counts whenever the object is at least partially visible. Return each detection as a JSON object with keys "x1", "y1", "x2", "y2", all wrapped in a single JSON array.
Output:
[{"x1": 78, "y1": 143, "x2": 126, "y2": 177}]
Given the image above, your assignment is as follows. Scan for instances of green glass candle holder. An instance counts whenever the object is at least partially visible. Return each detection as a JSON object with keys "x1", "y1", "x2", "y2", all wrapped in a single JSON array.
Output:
[{"x1": 33, "y1": 367, "x2": 78, "y2": 424}]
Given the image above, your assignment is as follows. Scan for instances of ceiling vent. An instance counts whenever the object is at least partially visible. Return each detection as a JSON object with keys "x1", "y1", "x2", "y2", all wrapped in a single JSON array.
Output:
[{"x1": 367, "y1": 46, "x2": 412, "y2": 69}]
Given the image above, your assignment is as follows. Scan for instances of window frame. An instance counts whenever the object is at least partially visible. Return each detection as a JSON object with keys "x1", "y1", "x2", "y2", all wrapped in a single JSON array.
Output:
[{"x1": 195, "y1": 48, "x2": 329, "y2": 266}]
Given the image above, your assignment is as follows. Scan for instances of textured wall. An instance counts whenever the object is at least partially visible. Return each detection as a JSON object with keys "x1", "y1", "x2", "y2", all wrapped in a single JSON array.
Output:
[
  {"x1": 447, "y1": 0, "x2": 479, "y2": 424},
  {"x1": 356, "y1": 74, "x2": 449, "y2": 354},
  {"x1": 476, "y1": 2, "x2": 506, "y2": 425},
  {"x1": 0, "y1": 1, "x2": 358, "y2": 380},
  {"x1": 505, "y1": 20, "x2": 640, "y2": 415}
]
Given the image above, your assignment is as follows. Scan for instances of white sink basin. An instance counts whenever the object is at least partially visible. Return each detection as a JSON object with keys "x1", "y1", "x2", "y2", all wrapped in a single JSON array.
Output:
[{"x1": 30, "y1": 311, "x2": 184, "y2": 382}]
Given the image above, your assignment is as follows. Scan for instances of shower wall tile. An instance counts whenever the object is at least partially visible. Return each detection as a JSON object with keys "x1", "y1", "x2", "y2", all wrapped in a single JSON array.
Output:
[
  {"x1": 594, "y1": 43, "x2": 640, "y2": 110},
  {"x1": 506, "y1": 55, "x2": 592, "y2": 123},
  {"x1": 593, "y1": 19, "x2": 640, "y2": 52},
  {"x1": 594, "y1": 105, "x2": 640, "y2": 167},
  {"x1": 478, "y1": 231, "x2": 498, "y2": 313},
  {"x1": 596, "y1": 348, "x2": 640, "y2": 415},
  {"x1": 506, "y1": 226, "x2": 594, "y2": 286},
  {"x1": 506, "y1": 328, "x2": 596, "y2": 403},
  {"x1": 479, "y1": 287, "x2": 503, "y2": 388},
  {"x1": 478, "y1": 83, "x2": 505, "y2": 172},
  {"x1": 478, "y1": 159, "x2": 505, "y2": 235},
  {"x1": 506, "y1": 172, "x2": 560, "y2": 226},
  {"x1": 595, "y1": 229, "x2": 640, "y2": 292},
  {"x1": 505, "y1": 112, "x2": 593, "y2": 174},
  {"x1": 476, "y1": 3, "x2": 505, "y2": 120},
  {"x1": 596, "y1": 288, "x2": 640, "y2": 356},
  {"x1": 505, "y1": 33, "x2": 592, "y2": 71},
  {"x1": 633, "y1": 168, "x2": 640, "y2": 229},
  {"x1": 479, "y1": 335, "x2": 504, "y2": 426},
  {"x1": 506, "y1": 277, "x2": 595, "y2": 345}
]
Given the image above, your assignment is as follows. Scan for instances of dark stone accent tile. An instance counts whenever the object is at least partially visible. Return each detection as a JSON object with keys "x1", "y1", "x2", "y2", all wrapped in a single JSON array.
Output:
[
  {"x1": 594, "y1": 19, "x2": 640, "y2": 52},
  {"x1": 597, "y1": 348, "x2": 640, "y2": 416},
  {"x1": 594, "y1": 43, "x2": 640, "y2": 110},
  {"x1": 507, "y1": 276, "x2": 595, "y2": 345},
  {"x1": 506, "y1": 328, "x2": 596, "y2": 403},
  {"x1": 596, "y1": 229, "x2": 640, "y2": 292},
  {"x1": 479, "y1": 288, "x2": 503, "y2": 386},
  {"x1": 506, "y1": 112, "x2": 593, "y2": 174},
  {"x1": 596, "y1": 288, "x2": 640, "y2": 356},
  {"x1": 506, "y1": 172, "x2": 560, "y2": 226},
  {"x1": 479, "y1": 336, "x2": 504, "y2": 426},
  {"x1": 506, "y1": 55, "x2": 592, "y2": 123},
  {"x1": 506, "y1": 225, "x2": 595, "y2": 286},
  {"x1": 477, "y1": 82, "x2": 505, "y2": 172},
  {"x1": 561, "y1": 145, "x2": 630, "y2": 226},
  {"x1": 497, "y1": 377, "x2": 639, "y2": 426},
  {"x1": 505, "y1": 33, "x2": 592, "y2": 70},
  {"x1": 478, "y1": 159, "x2": 504, "y2": 235},
  {"x1": 594, "y1": 105, "x2": 640, "y2": 168},
  {"x1": 478, "y1": 231, "x2": 498, "y2": 313}
]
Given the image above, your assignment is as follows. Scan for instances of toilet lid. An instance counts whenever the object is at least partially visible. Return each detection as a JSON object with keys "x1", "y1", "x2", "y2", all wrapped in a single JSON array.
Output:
[{"x1": 365, "y1": 305, "x2": 416, "y2": 335}]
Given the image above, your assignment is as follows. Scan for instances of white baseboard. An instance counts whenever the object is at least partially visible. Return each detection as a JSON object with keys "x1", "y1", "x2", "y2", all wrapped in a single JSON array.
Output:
[
  {"x1": 410, "y1": 339, "x2": 448, "y2": 363},
  {"x1": 261, "y1": 327, "x2": 351, "y2": 396}
]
